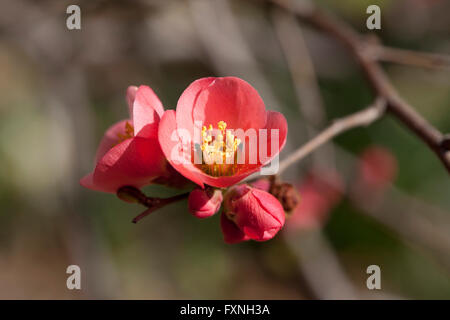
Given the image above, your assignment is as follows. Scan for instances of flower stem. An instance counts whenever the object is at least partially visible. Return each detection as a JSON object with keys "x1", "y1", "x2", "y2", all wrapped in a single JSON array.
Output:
[{"x1": 116, "y1": 186, "x2": 189, "y2": 223}]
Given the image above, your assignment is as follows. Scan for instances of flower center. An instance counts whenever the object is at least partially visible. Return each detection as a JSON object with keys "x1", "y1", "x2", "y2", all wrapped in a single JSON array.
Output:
[
  {"x1": 116, "y1": 121, "x2": 134, "y2": 144},
  {"x1": 197, "y1": 120, "x2": 242, "y2": 177}
]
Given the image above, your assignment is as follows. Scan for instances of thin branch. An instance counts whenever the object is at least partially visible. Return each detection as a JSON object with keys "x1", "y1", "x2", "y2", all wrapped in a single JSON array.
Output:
[
  {"x1": 131, "y1": 192, "x2": 189, "y2": 224},
  {"x1": 350, "y1": 184, "x2": 450, "y2": 272},
  {"x1": 371, "y1": 45, "x2": 450, "y2": 71},
  {"x1": 269, "y1": 0, "x2": 450, "y2": 174},
  {"x1": 278, "y1": 98, "x2": 386, "y2": 175},
  {"x1": 285, "y1": 230, "x2": 359, "y2": 299},
  {"x1": 117, "y1": 186, "x2": 189, "y2": 223},
  {"x1": 272, "y1": 8, "x2": 336, "y2": 170}
]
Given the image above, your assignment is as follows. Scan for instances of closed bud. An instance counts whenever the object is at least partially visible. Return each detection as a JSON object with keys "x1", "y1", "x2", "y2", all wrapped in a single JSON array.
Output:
[
  {"x1": 188, "y1": 188, "x2": 223, "y2": 219},
  {"x1": 221, "y1": 184, "x2": 285, "y2": 244},
  {"x1": 270, "y1": 182, "x2": 300, "y2": 214}
]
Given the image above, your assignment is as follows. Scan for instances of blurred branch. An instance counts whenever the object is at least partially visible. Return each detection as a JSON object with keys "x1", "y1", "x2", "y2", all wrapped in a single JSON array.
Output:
[
  {"x1": 272, "y1": 8, "x2": 336, "y2": 170},
  {"x1": 351, "y1": 183, "x2": 450, "y2": 272},
  {"x1": 278, "y1": 98, "x2": 386, "y2": 175},
  {"x1": 285, "y1": 230, "x2": 359, "y2": 299},
  {"x1": 324, "y1": 143, "x2": 450, "y2": 274},
  {"x1": 188, "y1": 0, "x2": 280, "y2": 108},
  {"x1": 272, "y1": 8, "x2": 361, "y2": 299},
  {"x1": 371, "y1": 45, "x2": 450, "y2": 71},
  {"x1": 117, "y1": 186, "x2": 189, "y2": 223},
  {"x1": 269, "y1": 0, "x2": 450, "y2": 174}
]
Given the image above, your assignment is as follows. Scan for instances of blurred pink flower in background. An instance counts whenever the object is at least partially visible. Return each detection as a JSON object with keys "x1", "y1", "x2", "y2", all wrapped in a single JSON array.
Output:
[
  {"x1": 350, "y1": 146, "x2": 398, "y2": 209},
  {"x1": 188, "y1": 188, "x2": 223, "y2": 219},
  {"x1": 221, "y1": 184, "x2": 285, "y2": 244},
  {"x1": 357, "y1": 146, "x2": 397, "y2": 191},
  {"x1": 288, "y1": 170, "x2": 344, "y2": 231}
]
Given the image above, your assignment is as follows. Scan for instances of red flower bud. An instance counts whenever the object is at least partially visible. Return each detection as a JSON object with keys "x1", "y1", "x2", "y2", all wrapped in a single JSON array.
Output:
[
  {"x1": 221, "y1": 184, "x2": 285, "y2": 244},
  {"x1": 188, "y1": 188, "x2": 223, "y2": 219}
]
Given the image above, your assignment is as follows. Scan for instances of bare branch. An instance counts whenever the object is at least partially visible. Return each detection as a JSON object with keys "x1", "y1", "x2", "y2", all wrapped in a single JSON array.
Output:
[
  {"x1": 371, "y1": 45, "x2": 450, "y2": 71},
  {"x1": 270, "y1": 0, "x2": 450, "y2": 174},
  {"x1": 117, "y1": 186, "x2": 189, "y2": 223},
  {"x1": 272, "y1": 8, "x2": 336, "y2": 169},
  {"x1": 278, "y1": 98, "x2": 386, "y2": 175},
  {"x1": 284, "y1": 230, "x2": 359, "y2": 299}
]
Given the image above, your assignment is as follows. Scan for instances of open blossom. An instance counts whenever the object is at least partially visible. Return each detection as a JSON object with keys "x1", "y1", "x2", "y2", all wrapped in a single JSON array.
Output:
[
  {"x1": 288, "y1": 170, "x2": 343, "y2": 230},
  {"x1": 158, "y1": 77, "x2": 288, "y2": 188},
  {"x1": 221, "y1": 184, "x2": 285, "y2": 244},
  {"x1": 188, "y1": 188, "x2": 223, "y2": 219},
  {"x1": 80, "y1": 85, "x2": 174, "y2": 193}
]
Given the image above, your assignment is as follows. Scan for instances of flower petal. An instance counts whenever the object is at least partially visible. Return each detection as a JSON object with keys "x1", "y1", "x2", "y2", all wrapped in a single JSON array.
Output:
[
  {"x1": 176, "y1": 77, "x2": 216, "y2": 135},
  {"x1": 252, "y1": 188, "x2": 285, "y2": 226},
  {"x1": 132, "y1": 85, "x2": 164, "y2": 136},
  {"x1": 158, "y1": 110, "x2": 206, "y2": 188},
  {"x1": 259, "y1": 111, "x2": 288, "y2": 165},
  {"x1": 192, "y1": 77, "x2": 267, "y2": 131},
  {"x1": 80, "y1": 172, "x2": 96, "y2": 190},
  {"x1": 91, "y1": 135, "x2": 166, "y2": 193},
  {"x1": 220, "y1": 212, "x2": 250, "y2": 244},
  {"x1": 126, "y1": 86, "x2": 138, "y2": 118},
  {"x1": 194, "y1": 166, "x2": 261, "y2": 188},
  {"x1": 94, "y1": 119, "x2": 131, "y2": 163}
]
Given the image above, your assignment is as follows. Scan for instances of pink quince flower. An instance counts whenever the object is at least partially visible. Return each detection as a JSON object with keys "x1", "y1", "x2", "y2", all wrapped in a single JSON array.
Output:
[
  {"x1": 188, "y1": 188, "x2": 223, "y2": 219},
  {"x1": 158, "y1": 77, "x2": 288, "y2": 188},
  {"x1": 350, "y1": 146, "x2": 397, "y2": 207},
  {"x1": 80, "y1": 85, "x2": 170, "y2": 193},
  {"x1": 357, "y1": 146, "x2": 397, "y2": 190},
  {"x1": 221, "y1": 184, "x2": 285, "y2": 244},
  {"x1": 288, "y1": 170, "x2": 344, "y2": 230}
]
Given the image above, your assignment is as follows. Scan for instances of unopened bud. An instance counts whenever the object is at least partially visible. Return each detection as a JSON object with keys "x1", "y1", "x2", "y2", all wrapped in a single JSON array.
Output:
[
  {"x1": 270, "y1": 182, "x2": 300, "y2": 214},
  {"x1": 188, "y1": 188, "x2": 223, "y2": 219}
]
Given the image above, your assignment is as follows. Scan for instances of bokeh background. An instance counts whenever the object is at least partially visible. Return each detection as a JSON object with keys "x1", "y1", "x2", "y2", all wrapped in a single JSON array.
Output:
[{"x1": 0, "y1": 0, "x2": 450, "y2": 299}]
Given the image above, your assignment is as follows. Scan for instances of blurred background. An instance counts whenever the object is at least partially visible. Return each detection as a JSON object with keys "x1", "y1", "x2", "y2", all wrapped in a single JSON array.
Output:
[{"x1": 0, "y1": 0, "x2": 449, "y2": 299}]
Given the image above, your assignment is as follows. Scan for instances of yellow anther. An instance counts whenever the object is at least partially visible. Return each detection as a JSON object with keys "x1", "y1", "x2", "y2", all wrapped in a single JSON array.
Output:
[
  {"x1": 125, "y1": 122, "x2": 133, "y2": 134},
  {"x1": 116, "y1": 121, "x2": 135, "y2": 144},
  {"x1": 218, "y1": 121, "x2": 227, "y2": 131},
  {"x1": 198, "y1": 120, "x2": 243, "y2": 177}
]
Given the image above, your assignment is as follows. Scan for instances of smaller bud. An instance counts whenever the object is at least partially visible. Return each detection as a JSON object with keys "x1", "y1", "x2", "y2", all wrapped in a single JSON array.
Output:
[
  {"x1": 270, "y1": 182, "x2": 300, "y2": 214},
  {"x1": 188, "y1": 188, "x2": 223, "y2": 219}
]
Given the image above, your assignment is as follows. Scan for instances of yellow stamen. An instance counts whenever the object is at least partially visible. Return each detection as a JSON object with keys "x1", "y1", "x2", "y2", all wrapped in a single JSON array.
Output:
[
  {"x1": 197, "y1": 121, "x2": 242, "y2": 176},
  {"x1": 116, "y1": 121, "x2": 134, "y2": 144}
]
